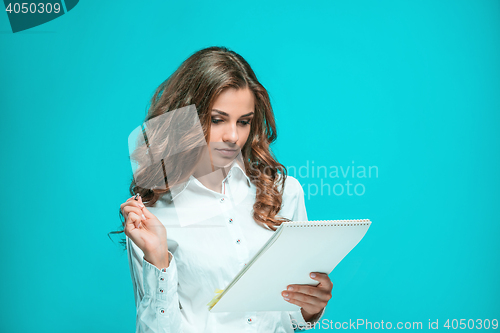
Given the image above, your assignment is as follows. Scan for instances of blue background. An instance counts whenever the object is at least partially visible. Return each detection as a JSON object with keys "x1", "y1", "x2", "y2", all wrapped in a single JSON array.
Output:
[{"x1": 1, "y1": 0, "x2": 499, "y2": 331}]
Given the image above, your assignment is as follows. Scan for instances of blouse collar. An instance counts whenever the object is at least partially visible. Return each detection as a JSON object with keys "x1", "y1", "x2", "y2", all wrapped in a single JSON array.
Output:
[{"x1": 169, "y1": 160, "x2": 251, "y2": 202}]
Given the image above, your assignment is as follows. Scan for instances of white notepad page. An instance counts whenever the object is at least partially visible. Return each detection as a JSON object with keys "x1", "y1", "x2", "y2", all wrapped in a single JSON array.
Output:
[{"x1": 210, "y1": 219, "x2": 372, "y2": 312}]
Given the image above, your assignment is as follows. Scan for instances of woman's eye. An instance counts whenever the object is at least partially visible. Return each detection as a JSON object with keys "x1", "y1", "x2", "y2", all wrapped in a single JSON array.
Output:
[
  {"x1": 211, "y1": 118, "x2": 251, "y2": 126},
  {"x1": 239, "y1": 120, "x2": 251, "y2": 126}
]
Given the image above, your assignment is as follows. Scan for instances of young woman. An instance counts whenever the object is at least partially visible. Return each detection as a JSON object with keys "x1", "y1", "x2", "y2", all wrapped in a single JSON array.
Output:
[{"x1": 118, "y1": 46, "x2": 333, "y2": 332}]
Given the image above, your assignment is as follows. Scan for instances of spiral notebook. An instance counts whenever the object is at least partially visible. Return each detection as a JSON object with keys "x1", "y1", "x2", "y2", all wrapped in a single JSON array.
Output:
[{"x1": 208, "y1": 219, "x2": 372, "y2": 312}]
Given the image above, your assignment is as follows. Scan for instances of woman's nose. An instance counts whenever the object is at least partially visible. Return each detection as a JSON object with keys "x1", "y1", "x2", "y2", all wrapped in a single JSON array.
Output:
[{"x1": 222, "y1": 123, "x2": 239, "y2": 143}]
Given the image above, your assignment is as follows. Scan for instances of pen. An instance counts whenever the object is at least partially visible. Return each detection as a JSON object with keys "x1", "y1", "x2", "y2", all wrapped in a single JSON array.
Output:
[{"x1": 133, "y1": 193, "x2": 143, "y2": 227}]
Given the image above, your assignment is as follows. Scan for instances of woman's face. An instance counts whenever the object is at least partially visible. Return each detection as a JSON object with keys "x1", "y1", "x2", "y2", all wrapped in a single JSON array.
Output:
[{"x1": 208, "y1": 87, "x2": 255, "y2": 167}]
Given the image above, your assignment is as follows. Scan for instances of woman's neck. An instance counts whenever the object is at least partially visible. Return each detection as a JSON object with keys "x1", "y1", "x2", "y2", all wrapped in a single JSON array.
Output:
[
  {"x1": 191, "y1": 145, "x2": 246, "y2": 193},
  {"x1": 192, "y1": 155, "x2": 236, "y2": 193},
  {"x1": 192, "y1": 166, "x2": 229, "y2": 193}
]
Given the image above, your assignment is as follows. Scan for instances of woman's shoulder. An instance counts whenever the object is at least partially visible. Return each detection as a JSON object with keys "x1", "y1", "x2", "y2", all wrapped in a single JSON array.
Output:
[
  {"x1": 277, "y1": 174, "x2": 304, "y2": 199},
  {"x1": 275, "y1": 174, "x2": 307, "y2": 221}
]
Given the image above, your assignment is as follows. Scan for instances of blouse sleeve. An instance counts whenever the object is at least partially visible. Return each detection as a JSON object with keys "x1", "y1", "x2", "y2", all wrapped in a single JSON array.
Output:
[
  {"x1": 126, "y1": 236, "x2": 183, "y2": 333},
  {"x1": 291, "y1": 178, "x2": 307, "y2": 222},
  {"x1": 286, "y1": 178, "x2": 327, "y2": 330}
]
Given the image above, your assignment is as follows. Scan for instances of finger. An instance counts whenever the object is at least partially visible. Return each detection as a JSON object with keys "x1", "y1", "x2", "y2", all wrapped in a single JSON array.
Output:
[
  {"x1": 121, "y1": 200, "x2": 145, "y2": 212},
  {"x1": 283, "y1": 285, "x2": 323, "y2": 299},
  {"x1": 124, "y1": 215, "x2": 139, "y2": 236},
  {"x1": 284, "y1": 289, "x2": 331, "y2": 303},
  {"x1": 142, "y1": 207, "x2": 155, "y2": 220},
  {"x1": 133, "y1": 195, "x2": 154, "y2": 219},
  {"x1": 141, "y1": 203, "x2": 156, "y2": 220},
  {"x1": 283, "y1": 291, "x2": 329, "y2": 310},
  {"x1": 127, "y1": 212, "x2": 143, "y2": 229},
  {"x1": 283, "y1": 296, "x2": 324, "y2": 316},
  {"x1": 120, "y1": 200, "x2": 144, "y2": 215},
  {"x1": 123, "y1": 206, "x2": 146, "y2": 221},
  {"x1": 123, "y1": 205, "x2": 143, "y2": 217},
  {"x1": 310, "y1": 272, "x2": 333, "y2": 289}
]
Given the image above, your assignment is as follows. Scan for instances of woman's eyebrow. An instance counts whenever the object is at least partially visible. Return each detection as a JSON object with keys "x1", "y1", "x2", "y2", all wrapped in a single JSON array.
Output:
[{"x1": 211, "y1": 109, "x2": 254, "y2": 117}]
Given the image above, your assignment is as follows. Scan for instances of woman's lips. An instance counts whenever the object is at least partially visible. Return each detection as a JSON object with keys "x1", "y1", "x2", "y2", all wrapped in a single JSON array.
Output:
[{"x1": 215, "y1": 148, "x2": 238, "y2": 156}]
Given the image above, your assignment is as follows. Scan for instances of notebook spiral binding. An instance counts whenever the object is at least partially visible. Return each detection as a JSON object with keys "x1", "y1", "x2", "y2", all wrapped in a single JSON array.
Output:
[{"x1": 286, "y1": 219, "x2": 371, "y2": 227}]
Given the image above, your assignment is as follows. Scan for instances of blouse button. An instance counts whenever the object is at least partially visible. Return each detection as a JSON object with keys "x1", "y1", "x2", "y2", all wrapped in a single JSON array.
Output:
[
  {"x1": 220, "y1": 198, "x2": 225, "y2": 203},
  {"x1": 228, "y1": 218, "x2": 233, "y2": 223},
  {"x1": 236, "y1": 239, "x2": 241, "y2": 244},
  {"x1": 247, "y1": 318, "x2": 253, "y2": 323},
  {"x1": 161, "y1": 268, "x2": 167, "y2": 272},
  {"x1": 160, "y1": 277, "x2": 164, "y2": 281},
  {"x1": 160, "y1": 308, "x2": 165, "y2": 314},
  {"x1": 159, "y1": 288, "x2": 164, "y2": 293}
]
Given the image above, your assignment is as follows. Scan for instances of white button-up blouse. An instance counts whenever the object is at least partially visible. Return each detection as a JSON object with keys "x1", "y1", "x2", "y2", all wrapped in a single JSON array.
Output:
[{"x1": 126, "y1": 161, "x2": 325, "y2": 332}]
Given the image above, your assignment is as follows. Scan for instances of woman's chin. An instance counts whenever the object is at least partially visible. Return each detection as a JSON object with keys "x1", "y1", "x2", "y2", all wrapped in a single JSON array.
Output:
[
  {"x1": 211, "y1": 149, "x2": 241, "y2": 167},
  {"x1": 212, "y1": 158, "x2": 234, "y2": 168}
]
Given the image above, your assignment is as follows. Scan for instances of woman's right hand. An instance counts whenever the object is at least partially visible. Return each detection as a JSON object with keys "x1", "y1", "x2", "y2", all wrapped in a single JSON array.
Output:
[{"x1": 121, "y1": 195, "x2": 170, "y2": 268}]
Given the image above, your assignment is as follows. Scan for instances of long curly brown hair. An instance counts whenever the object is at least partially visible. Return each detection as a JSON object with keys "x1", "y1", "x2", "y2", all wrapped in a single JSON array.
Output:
[{"x1": 109, "y1": 46, "x2": 291, "y2": 249}]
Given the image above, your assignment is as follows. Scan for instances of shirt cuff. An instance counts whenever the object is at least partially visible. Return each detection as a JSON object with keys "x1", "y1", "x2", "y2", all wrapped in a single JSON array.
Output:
[
  {"x1": 142, "y1": 251, "x2": 177, "y2": 302},
  {"x1": 290, "y1": 307, "x2": 326, "y2": 331}
]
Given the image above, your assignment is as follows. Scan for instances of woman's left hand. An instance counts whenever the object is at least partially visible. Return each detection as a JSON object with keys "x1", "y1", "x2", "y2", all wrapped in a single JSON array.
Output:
[{"x1": 281, "y1": 272, "x2": 333, "y2": 322}]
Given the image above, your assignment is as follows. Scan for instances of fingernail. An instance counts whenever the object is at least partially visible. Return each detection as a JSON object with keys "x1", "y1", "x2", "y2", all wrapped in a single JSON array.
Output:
[
  {"x1": 311, "y1": 273, "x2": 316, "y2": 278},
  {"x1": 142, "y1": 214, "x2": 146, "y2": 220},
  {"x1": 284, "y1": 297, "x2": 290, "y2": 301},
  {"x1": 283, "y1": 293, "x2": 288, "y2": 297},
  {"x1": 288, "y1": 286, "x2": 293, "y2": 291},
  {"x1": 138, "y1": 222, "x2": 142, "y2": 228}
]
